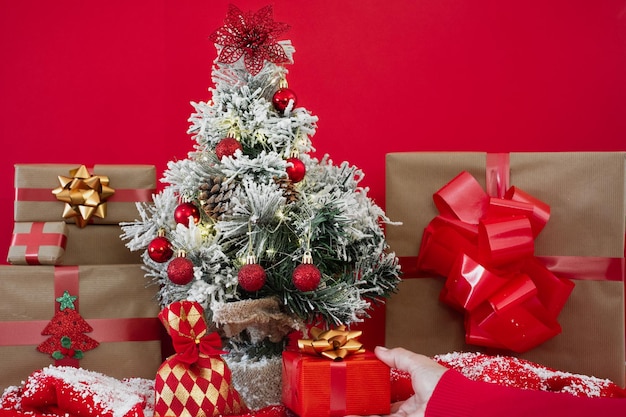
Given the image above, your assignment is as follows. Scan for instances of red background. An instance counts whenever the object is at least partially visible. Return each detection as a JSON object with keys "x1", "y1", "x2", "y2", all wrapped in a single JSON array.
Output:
[{"x1": 2, "y1": 1, "x2": 626, "y2": 348}]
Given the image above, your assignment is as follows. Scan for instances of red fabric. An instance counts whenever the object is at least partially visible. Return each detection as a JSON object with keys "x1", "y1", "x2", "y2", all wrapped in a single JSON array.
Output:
[{"x1": 426, "y1": 370, "x2": 626, "y2": 417}]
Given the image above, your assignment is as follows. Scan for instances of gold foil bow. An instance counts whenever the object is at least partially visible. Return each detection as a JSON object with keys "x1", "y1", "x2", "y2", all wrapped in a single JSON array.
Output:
[
  {"x1": 51, "y1": 165, "x2": 115, "y2": 228},
  {"x1": 298, "y1": 325, "x2": 365, "y2": 361}
]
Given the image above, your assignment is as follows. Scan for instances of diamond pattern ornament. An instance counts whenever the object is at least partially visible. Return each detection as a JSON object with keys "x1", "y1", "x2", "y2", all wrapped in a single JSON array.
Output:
[{"x1": 155, "y1": 301, "x2": 248, "y2": 417}]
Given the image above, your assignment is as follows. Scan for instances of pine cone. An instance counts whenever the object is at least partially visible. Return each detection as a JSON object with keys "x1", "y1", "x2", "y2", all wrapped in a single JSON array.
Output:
[
  {"x1": 198, "y1": 176, "x2": 236, "y2": 220},
  {"x1": 274, "y1": 176, "x2": 299, "y2": 203}
]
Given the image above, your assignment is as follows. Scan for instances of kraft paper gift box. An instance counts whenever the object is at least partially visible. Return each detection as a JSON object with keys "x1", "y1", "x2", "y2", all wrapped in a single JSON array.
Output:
[
  {"x1": 282, "y1": 350, "x2": 390, "y2": 417},
  {"x1": 7, "y1": 222, "x2": 69, "y2": 265},
  {"x1": 385, "y1": 152, "x2": 625, "y2": 386},
  {"x1": 7, "y1": 223, "x2": 140, "y2": 265},
  {"x1": 0, "y1": 264, "x2": 163, "y2": 390},
  {"x1": 14, "y1": 164, "x2": 156, "y2": 225}
]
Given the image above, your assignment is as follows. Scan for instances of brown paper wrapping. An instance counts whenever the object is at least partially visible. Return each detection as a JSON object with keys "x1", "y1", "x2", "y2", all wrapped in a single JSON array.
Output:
[
  {"x1": 7, "y1": 222, "x2": 69, "y2": 265},
  {"x1": 63, "y1": 225, "x2": 141, "y2": 265},
  {"x1": 0, "y1": 264, "x2": 162, "y2": 390},
  {"x1": 14, "y1": 164, "x2": 156, "y2": 224},
  {"x1": 385, "y1": 152, "x2": 625, "y2": 385}
]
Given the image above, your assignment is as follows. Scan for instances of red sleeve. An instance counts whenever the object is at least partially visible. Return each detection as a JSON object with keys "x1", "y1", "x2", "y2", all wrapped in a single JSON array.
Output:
[{"x1": 426, "y1": 369, "x2": 626, "y2": 417}]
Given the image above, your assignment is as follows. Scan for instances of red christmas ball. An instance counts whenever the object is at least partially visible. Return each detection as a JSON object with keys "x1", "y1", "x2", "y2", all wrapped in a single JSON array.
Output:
[
  {"x1": 272, "y1": 88, "x2": 297, "y2": 113},
  {"x1": 167, "y1": 256, "x2": 195, "y2": 285},
  {"x1": 147, "y1": 236, "x2": 173, "y2": 263},
  {"x1": 292, "y1": 263, "x2": 321, "y2": 292},
  {"x1": 216, "y1": 137, "x2": 243, "y2": 160},
  {"x1": 174, "y1": 202, "x2": 200, "y2": 226},
  {"x1": 238, "y1": 263, "x2": 267, "y2": 292},
  {"x1": 286, "y1": 157, "x2": 306, "y2": 183}
]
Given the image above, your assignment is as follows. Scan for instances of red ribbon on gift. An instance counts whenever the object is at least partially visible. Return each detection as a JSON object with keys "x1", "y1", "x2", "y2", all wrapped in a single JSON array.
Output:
[{"x1": 417, "y1": 163, "x2": 576, "y2": 353}]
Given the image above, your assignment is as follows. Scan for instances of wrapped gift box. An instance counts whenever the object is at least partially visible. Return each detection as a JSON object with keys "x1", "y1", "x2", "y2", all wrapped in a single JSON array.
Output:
[
  {"x1": 282, "y1": 350, "x2": 390, "y2": 417},
  {"x1": 7, "y1": 223, "x2": 139, "y2": 265},
  {"x1": 8, "y1": 222, "x2": 68, "y2": 265},
  {"x1": 0, "y1": 264, "x2": 162, "y2": 390},
  {"x1": 385, "y1": 152, "x2": 625, "y2": 385},
  {"x1": 62, "y1": 225, "x2": 141, "y2": 265},
  {"x1": 14, "y1": 164, "x2": 156, "y2": 225}
]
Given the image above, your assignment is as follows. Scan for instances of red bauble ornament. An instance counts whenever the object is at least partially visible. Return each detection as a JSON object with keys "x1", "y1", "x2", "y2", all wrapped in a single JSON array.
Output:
[
  {"x1": 238, "y1": 263, "x2": 267, "y2": 292},
  {"x1": 147, "y1": 236, "x2": 173, "y2": 263},
  {"x1": 216, "y1": 137, "x2": 243, "y2": 160},
  {"x1": 286, "y1": 157, "x2": 306, "y2": 183},
  {"x1": 167, "y1": 256, "x2": 195, "y2": 285},
  {"x1": 272, "y1": 88, "x2": 297, "y2": 113},
  {"x1": 174, "y1": 202, "x2": 200, "y2": 226},
  {"x1": 292, "y1": 263, "x2": 321, "y2": 292}
]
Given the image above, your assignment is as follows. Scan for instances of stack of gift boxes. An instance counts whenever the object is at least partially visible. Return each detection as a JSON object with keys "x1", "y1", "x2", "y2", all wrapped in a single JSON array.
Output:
[
  {"x1": 384, "y1": 152, "x2": 626, "y2": 386},
  {"x1": 1, "y1": 164, "x2": 163, "y2": 390}
]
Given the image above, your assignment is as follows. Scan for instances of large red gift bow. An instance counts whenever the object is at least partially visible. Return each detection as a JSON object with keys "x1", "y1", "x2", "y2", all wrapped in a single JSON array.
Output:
[
  {"x1": 0, "y1": 266, "x2": 162, "y2": 365},
  {"x1": 414, "y1": 153, "x2": 593, "y2": 353}
]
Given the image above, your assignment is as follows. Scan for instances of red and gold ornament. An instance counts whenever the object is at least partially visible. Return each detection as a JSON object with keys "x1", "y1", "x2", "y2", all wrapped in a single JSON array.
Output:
[
  {"x1": 148, "y1": 229, "x2": 174, "y2": 263},
  {"x1": 167, "y1": 251, "x2": 195, "y2": 285},
  {"x1": 174, "y1": 201, "x2": 200, "y2": 226},
  {"x1": 238, "y1": 255, "x2": 267, "y2": 292},
  {"x1": 216, "y1": 136, "x2": 243, "y2": 160},
  {"x1": 292, "y1": 251, "x2": 321, "y2": 292}
]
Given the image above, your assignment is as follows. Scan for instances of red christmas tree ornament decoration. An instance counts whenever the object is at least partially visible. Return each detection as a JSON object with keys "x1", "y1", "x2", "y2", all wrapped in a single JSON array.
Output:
[
  {"x1": 286, "y1": 157, "x2": 306, "y2": 183},
  {"x1": 208, "y1": 4, "x2": 291, "y2": 75},
  {"x1": 238, "y1": 255, "x2": 267, "y2": 292},
  {"x1": 216, "y1": 137, "x2": 243, "y2": 160},
  {"x1": 167, "y1": 253, "x2": 195, "y2": 285},
  {"x1": 272, "y1": 88, "x2": 297, "y2": 113},
  {"x1": 292, "y1": 252, "x2": 321, "y2": 292},
  {"x1": 148, "y1": 230, "x2": 173, "y2": 263},
  {"x1": 174, "y1": 201, "x2": 200, "y2": 226}
]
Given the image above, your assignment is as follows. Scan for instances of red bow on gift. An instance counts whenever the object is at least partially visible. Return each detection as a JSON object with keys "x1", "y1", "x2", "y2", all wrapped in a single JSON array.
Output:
[{"x1": 417, "y1": 171, "x2": 574, "y2": 353}]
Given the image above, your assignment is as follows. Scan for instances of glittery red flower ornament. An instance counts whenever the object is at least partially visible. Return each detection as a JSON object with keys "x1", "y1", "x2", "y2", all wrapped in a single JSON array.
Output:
[{"x1": 209, "y1": 4, "x2": 291, "y2": 75}]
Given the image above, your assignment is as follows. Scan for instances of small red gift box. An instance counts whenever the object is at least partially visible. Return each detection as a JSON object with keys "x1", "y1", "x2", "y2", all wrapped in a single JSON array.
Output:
[
  {"x1": 7, "y1": 222, "x2": 68, "y2": 265},
  {"x1": 282, "y1": 350, "x2": 390, "y2": 417}
]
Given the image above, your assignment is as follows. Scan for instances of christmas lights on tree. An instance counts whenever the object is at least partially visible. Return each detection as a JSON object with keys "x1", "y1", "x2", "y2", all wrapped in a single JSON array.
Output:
[{"x1": 122, "y1": 4, "x2": 400, "y2": 408}]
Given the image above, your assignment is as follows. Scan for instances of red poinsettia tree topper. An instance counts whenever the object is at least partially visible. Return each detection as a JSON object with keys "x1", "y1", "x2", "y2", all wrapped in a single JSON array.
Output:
[{"x1": 209, "y1": 4, "x2": 291, "y2": 75}]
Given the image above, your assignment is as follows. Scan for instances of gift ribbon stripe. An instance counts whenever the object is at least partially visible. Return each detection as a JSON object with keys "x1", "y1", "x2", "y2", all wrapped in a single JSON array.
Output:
[
  {"x1": 16, "y1": 188, "x2": 154, "y2": 202},
  {"x1": 0, "y1": 318, "x2": 162, "y2": 346},
  {"x1": 398, "y1": 256, "x2": 624, "y2": 282},
  {"x1": 329, "y1": 361, "x2": 347, "y2": 417}
]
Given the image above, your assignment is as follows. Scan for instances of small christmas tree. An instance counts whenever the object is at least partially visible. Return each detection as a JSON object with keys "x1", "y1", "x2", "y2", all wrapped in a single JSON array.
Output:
[
  {"x1": 37, "y1": 291, "x2": 99, "y2": 363},
  {"x1": 122, "y1": 4, "x2": 400, "y2": 407}
]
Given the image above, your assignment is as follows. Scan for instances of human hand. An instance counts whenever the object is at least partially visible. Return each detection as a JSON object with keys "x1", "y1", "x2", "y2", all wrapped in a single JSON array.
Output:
[{"x1": 345, "y1": 346, "x2": 448, "y2": 417}]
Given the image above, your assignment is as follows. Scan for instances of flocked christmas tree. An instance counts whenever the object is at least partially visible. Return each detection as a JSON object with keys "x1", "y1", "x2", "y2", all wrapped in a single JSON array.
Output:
[{"x1": 122, "y1": 4, "x2": 400, "y2": 408}]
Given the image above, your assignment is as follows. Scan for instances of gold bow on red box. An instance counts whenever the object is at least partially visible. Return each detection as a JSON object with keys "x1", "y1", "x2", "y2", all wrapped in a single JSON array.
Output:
[
  {"x1": 51, "y1": 165, "x2": 115, "y2": 228},
  {"x1": 298, "y1": 325, "x2": 365, "y2": 361}
]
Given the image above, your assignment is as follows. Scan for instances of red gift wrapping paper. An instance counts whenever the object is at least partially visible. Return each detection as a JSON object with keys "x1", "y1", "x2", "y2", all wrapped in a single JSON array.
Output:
[{"x1": 281, "y1": 350, "x2": 390, "y2": 417}]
